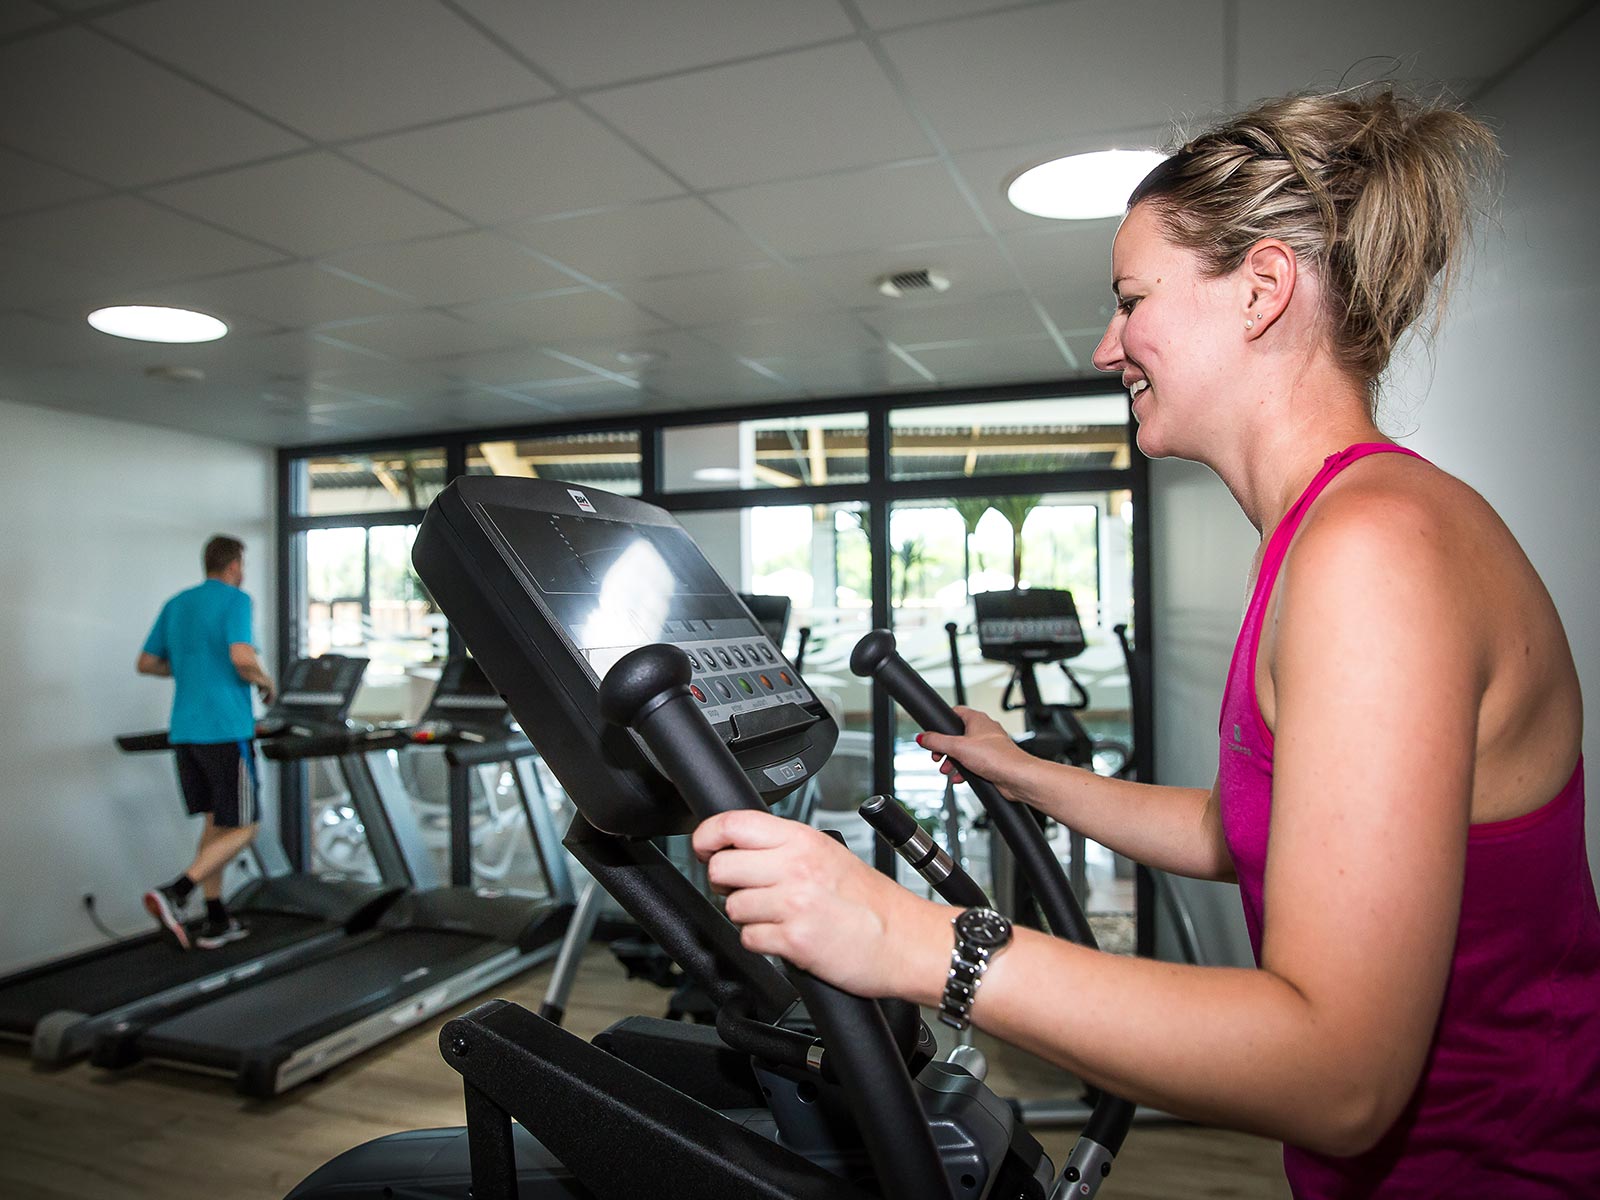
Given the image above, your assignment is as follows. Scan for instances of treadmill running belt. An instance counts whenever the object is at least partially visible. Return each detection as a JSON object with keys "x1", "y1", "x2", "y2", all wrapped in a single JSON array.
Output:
[
  {"x1": 0, "y1": 912, "x2": 325, "y2": 1033},
  {"x1": 135, "y1": 929, "x2": 495, "y2": 1063}
]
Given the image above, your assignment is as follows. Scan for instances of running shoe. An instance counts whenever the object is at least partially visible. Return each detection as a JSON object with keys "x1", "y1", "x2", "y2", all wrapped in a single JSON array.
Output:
[
  {"x1": 195, "y1": 917, "x2": 250, "y2": 951},
  {"x1": 143, "y1": 885, "x2": 191, "y2": 951}
]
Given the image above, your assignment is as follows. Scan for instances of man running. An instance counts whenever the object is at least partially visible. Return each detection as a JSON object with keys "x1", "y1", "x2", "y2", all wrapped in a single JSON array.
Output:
[{"x1": 137, "y1": 535, "x2": 275, "y2": 950}]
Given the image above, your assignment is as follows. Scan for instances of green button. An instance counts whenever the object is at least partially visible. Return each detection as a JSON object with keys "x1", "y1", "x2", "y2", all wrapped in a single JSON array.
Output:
[{"x1": 737, "y1": 678, "x2": 754, "y2": 695}]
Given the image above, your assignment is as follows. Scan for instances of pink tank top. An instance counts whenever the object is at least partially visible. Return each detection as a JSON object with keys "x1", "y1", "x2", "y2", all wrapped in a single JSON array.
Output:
[{"x1": 1217, "y1": 443, "x2": 1600, "y2": 1197}]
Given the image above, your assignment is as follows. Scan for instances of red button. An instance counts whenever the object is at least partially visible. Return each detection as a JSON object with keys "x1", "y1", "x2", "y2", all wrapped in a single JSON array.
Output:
[{"x1": 689, "y1": 685, "x2": 708, "y2": 703}]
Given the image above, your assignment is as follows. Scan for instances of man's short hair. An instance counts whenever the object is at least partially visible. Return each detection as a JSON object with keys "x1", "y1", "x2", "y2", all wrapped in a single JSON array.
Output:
[{"x1": 204, "y1": 535, "x2": 245, "y2": 576}]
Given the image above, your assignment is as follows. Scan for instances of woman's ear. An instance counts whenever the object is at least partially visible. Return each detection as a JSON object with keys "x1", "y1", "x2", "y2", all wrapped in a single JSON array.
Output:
[{"x1": 1240, "y1": 238, "x2": 1296, "y2": 337}]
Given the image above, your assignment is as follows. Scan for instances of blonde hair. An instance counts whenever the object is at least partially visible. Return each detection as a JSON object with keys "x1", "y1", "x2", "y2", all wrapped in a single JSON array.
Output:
[{"x1": 1130, "y1": 87, "x2": 1500, "y2": 410}]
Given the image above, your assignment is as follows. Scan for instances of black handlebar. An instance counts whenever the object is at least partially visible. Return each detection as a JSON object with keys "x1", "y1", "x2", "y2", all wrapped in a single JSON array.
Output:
[
  {"x1": 851, "y1": 630, "x2": 1094, "y2": 945},
  {"x1": 851, "y1": 628, "x2": 1136, "y2": 1165},
  {"x1": 599, "y1": 644, "x2": 957, "y2": 1200}
]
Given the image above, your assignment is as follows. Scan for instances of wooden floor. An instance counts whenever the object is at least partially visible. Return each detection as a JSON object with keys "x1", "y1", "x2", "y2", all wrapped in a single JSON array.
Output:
[{"x1": 0, "y1": 949, "x2": 1289, "y2": 1199}]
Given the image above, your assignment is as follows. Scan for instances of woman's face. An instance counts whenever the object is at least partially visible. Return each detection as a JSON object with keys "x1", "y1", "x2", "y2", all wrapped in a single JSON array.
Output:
[{"x1": 1092, "y1": 202, "x2": 1240, "y2": 460}]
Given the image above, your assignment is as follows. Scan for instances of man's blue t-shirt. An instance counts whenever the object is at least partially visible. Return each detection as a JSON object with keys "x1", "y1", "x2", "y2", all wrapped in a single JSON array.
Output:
[{"x1": 142, "y1": 579, "x2": 256, "y2": 745}]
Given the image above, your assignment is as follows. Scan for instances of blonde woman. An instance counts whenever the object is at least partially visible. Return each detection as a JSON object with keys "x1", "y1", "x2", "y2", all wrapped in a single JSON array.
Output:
[{"x1": 695, "y1": 88, "x2": 1598, "y2": 1196}]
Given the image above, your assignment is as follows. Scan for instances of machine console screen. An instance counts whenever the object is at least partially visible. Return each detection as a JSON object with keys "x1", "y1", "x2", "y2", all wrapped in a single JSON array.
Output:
[{"x1": 482, "y1": 505, "x2": 812, "y2": 723}]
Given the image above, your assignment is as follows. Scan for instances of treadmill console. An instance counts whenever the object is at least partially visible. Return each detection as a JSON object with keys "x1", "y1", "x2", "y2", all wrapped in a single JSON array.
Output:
[
  {"x1": 412, "y1": 477, "x2": 837, "y2": 837},
  {"x1": 974, "y1": 589, "x2": 1086, "y2": 664},
  {"x1": 273, "y1": 655, "x2": 369, "y2": 725}
]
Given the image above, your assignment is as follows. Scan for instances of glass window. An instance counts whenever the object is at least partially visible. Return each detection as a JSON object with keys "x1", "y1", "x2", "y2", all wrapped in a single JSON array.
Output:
[
  {"x1": 466, "y1": 431, "x2": 642, "y2": 496},
  {"x1": 301, "y1": 524, "x2": 445, "y2": 720},
  {"x1": 297, "y1": 448, "x2": 447, "y2": 516},
  {"x1": 662, "y1": 412, "x2": 868, "y2": 492},
  {"x1": 888, "y1": 395, "x2": 1129, "y2": 482},
  {"x1": 888, "y1": 489, "x2": 1136, "y2": 914}
]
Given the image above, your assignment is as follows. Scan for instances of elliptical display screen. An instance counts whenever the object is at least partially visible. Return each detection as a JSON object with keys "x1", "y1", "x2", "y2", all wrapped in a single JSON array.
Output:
[
  {"x1": 412, "y1": 475, "x2": 834, "y2": 834},
  {"x1": 481, "y1": 506, "x2": 746, "y2": 678}
]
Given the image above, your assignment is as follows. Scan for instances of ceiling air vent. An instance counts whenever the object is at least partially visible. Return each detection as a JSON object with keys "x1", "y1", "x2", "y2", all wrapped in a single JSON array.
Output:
[{"x1": 876, "y1": 269, "x2": 951, "y2": 299}]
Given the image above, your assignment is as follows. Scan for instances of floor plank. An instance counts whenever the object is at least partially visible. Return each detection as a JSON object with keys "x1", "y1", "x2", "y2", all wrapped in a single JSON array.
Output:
[{"x1": 0, "y1": 948, "x2": 1289, "y2": 1199}]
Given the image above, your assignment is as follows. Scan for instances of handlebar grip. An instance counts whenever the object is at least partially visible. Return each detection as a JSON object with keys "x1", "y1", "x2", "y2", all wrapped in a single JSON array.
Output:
[
  {"x1": 600, "y1": 644, "x2": 956, "y2": 1200},
  {"x1": 851, "y1": 629, "x2": 1094, "y2": 947},
  {"x1": 116, "y1": 730, "x2": 172, "y2": 753}
]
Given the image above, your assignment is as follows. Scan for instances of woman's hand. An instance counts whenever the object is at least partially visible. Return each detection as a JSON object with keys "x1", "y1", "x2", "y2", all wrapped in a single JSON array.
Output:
[
  {"x1": 692, "y1": 811, "x2": 946, "y2": 1003},
  {"x1": 917, "y1": 706, "x2": 1039, "y2": 801}
]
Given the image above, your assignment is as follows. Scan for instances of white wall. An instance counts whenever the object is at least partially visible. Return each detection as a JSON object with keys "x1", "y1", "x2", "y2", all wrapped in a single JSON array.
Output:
[
  {"x1": 1395, "y1": 7, "x2": 1600, "y2": 881},
  {"x1": 1147, "y1": 10, "x2": 1600, "y2": 968},
  {"x1": 0, "y1": 397, "x2": 276, "y2": 973},
  {"x1": 1149, "y1": 457, "x2": 1258, "y2": 967}
]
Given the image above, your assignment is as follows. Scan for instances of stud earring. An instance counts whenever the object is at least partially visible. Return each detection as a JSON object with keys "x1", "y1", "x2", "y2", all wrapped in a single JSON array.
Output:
[
  {"x1": 1255, "y1": 312, "x2": 1263, "y2": 320},
  {"x1": 1245, "y1": 319, "x2": 1254, "y2": 330}
]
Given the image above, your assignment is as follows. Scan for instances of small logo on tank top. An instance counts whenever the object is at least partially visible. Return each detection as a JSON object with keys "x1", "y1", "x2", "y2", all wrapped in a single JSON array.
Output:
[{"x1": 1229, "y1": 723, "x2": 1253, "y2": 757}]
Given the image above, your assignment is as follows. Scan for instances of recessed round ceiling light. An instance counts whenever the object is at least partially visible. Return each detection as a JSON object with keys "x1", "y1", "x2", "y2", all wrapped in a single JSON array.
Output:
[
  {"x1": 87, "y1": 305, "x2": 228, "y2": 343},
  {"x1": 1006, "y1": 149, "x2": 1168, "y2": 220}
]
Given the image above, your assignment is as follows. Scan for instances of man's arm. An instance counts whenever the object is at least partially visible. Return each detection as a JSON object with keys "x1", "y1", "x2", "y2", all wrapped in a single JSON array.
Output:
[
  {"x1": 136, "y1": 652, "x2": 171, "y2": 677},
  {"x1": 229, "y1": 643, "x2": 275, "y2": 704}
]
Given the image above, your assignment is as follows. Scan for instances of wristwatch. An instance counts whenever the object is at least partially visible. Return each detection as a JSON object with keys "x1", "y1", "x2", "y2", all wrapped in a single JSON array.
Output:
[{"x1": 939, "y1": 907, "x2": 1013, "y2": 1031}]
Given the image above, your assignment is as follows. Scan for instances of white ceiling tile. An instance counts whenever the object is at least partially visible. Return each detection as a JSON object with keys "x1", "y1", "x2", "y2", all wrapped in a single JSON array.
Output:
[
  {"x1": 433, "y1": 351, "x2": 603, "y2": 390},
  {"x1": 860, "y1": 291, "x2": 1052, "y2": 344},
  {"x1": 527, "y1": 377, "x2": 647, "y2": 415},
  {"x1": 854, "y1": 0, "x2": 1020, "y2": 30},
  {"x1": 0, "y1": 241, "x2": 122, "y2": 307},
  {"x1": 324, "y1": 232, "x2": 580, "y2": 307},
  {"x1": 98, "y1": 0, "x2": 554, "y2": 142},
  {"x1": 304, "y1": 364, "x2": 457, "y2": 404},
  {"x1": 509, "y1": 197, "x2": 771, "y2": 282},
  {"x1": 1001, "y1": 223, "x2": 1120, "y2": 299},
  {"x1": 696, "y1": 313, "x2": 881, "y2": 359},
  {"x1": 882, "y1": 1, "x2": 1227, "y2": 152},
  {"x1": 1235, "y1": 0, "x2": 1588, "y2": 102},
  {"x1": 452, "y1": 289, "x2": 669, "y2": 344},
  {"x1": 152, "y1": 330, "x2": 384, "y2": 379},
  {"x1": 0, "y1": 312, "x2": 122, "y2": 368},
  {"x1": 792, "y1": 236, "x2": 1021, "y2": 309},
  {"x1": 713, "y1": 161, "x2": 986, "y2": 259},
  {"x1": 615, "y1": 264, "x2": 836, "y2": 328},
  {"x1": 586, "y1": 42, "x2": 936, "y2": 189},
  {"x1": 116, "y1": 262, "x2": 415, "y2": 330},
  {"x1": 641, "y1": 361, "x2": 793, "y2": 404},
  {"x1": 0, "y1": 26, "x2": 305, "y2": 186},
  {"x1": 755, "y1": 349, "x2": 929, "y2": 396},
  {"x1": 393, "y1": 390, "x2": 567, "y2": 431},
  {"x1": 0, "y1": 148, "x2": 104, "y2": 217},
  {"x1": 347, "y1": 103, "x2": 684, "y2": 225},
  {"x1": 147, "y1": 153, "x2": 467, "y2": 258},
  {"x1": 538, "y1": 329, "x2": 735, "y2": 376},
  {"x1": 905, "y1": 336, "x2": 1075, "y2": 384},
  {"x1": 0, "y1": 1, "x2": 55, "y2": 36},
  {"x1": 319, "y1": 312, "x2": 523, "y2": 361},
  {"x1": 453, "y1": 0, "x2": 854, "y2": 88},
  {"x1": 0, "y1": 195, "x2": 285, "y2": 286}
]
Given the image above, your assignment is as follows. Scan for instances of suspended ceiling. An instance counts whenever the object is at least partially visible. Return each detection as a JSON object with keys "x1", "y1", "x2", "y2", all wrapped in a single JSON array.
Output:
[{"x1": 0, "y1": 0, "x2": 1585, "y2": 446}]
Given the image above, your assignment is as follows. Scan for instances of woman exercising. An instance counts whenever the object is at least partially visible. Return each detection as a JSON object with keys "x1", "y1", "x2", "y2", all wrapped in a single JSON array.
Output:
[{"x1": 694, "y1": 87, "x2": 1599, "y2": 1196}]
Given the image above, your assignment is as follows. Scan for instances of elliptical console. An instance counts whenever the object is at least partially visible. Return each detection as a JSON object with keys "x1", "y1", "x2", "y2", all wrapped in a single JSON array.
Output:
[{"x1": 412, "y1": 476, "x2": 835, "y2": 836}]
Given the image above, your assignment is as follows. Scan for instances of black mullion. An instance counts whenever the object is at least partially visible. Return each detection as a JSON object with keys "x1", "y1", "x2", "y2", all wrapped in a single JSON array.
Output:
[{"x1": 285, "y1": 509, "x2": 430, "y2": 533}]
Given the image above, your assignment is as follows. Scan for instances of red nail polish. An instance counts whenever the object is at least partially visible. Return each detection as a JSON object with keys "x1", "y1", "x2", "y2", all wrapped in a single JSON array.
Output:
[{"x1": 915, "y1": 733, "x2": 925, "y2": 745}]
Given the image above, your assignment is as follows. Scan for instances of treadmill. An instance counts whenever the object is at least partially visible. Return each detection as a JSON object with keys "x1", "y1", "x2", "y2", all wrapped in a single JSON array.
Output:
[
  {"x1": 91, "y1": 657, "x2": 574, "y2": 1097},
  {"x1": 0, "y1": 655, "x2": 397, "y2": 1066}
]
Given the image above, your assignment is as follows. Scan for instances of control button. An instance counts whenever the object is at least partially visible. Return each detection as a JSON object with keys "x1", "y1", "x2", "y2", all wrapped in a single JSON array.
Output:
[
  {"x1": 742, "y1": 644, "x2": 759, "y2": 660},
  {"x1": 763, "y1": 762, "x2": 797, "y2": 785},
  {"x1": 717, "y1": 648, "x2": 734, "y2": 668},
  {"x1": 684, "y1": 650, "x2": 700, "y2": 670},
  {"x1": 778, "y1": 671, "x2": 793, "y2": 686},
  {"x1": 736, "y1": 677, "x2": 755, "y2": 696},
  {"x1": 731, "y1": 646, "x2": 748, "y2": 666},
  {"x1": 689, "y1": 685, "x2": 708, "y2": 704},
  {"x1": 759, "y1": 645, "x2": 776, "y2": 662},
  {"x1": 757, "y1": 674, "x2": 774, "y2": 690},
  {"x1": 711, "y1": 678, "x2": 735, "y2": 701},
  {"x1": 787, "y1": 758, "x2": 807, "y2": 779}
]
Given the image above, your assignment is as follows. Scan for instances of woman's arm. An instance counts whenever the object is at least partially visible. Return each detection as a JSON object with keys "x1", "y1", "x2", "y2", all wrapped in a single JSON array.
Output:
[
  {"x1": 698, "y1": 495, "x2": 1479, "y2": 1156},
  {"x1": 919, "y1": 708, "x2": 1232, "y2": 882}
]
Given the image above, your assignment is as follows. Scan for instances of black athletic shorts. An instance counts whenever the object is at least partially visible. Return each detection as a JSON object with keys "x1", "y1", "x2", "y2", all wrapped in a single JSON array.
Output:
[{"x1": 173, "y1": 740, "x2": 259, "y2": 829}]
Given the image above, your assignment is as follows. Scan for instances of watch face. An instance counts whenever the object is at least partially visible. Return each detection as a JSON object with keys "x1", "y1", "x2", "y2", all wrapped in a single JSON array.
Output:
[{"x1": 956, "y1": 907, "x2": 1012, "y2": 950}]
